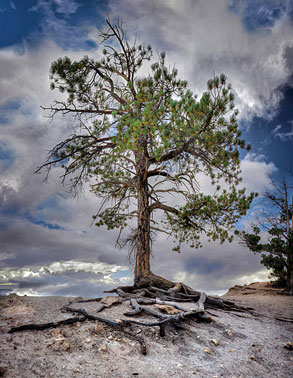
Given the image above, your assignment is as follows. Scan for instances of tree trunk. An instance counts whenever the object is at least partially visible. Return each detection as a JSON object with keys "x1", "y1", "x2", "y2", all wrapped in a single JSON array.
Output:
[
  {"x1": 287, "y1": 252, "x2": 293, "y2": 295},
  {"x1": 134, "y1": 156, "x2": 152, "y2": 286}
]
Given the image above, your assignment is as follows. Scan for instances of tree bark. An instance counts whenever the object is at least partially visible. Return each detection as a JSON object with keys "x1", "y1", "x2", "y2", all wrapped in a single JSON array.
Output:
[{"x1": 134, "y1": 155, "x2": 152, "y2": 286}]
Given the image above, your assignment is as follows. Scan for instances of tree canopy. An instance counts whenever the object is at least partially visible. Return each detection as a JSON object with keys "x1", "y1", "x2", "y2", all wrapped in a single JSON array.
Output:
[{"x1": 37, "y1": 20, "x2": 256, "y2": 287}]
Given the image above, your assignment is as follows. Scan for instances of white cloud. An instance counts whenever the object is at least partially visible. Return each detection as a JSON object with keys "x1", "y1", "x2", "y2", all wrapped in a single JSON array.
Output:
[
  {"x1": 108, "y1": 0, "x2": 293, "y2": 120},
  {"x1": 0, "y1": 3, "x2": 287, "y2": 296},
  {"x1": 272, "y1": 120, "x2": 293, "y2": 141},
  {"x1": 240, "y1": 153, "x2": 277, "y2": 193},
  {"x1": 0, "y1": 260, "x2": 132, "y2": 297}
]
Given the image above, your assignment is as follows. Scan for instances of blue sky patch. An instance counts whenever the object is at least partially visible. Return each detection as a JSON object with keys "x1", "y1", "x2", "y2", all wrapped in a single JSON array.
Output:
[
  {"x1": 0, "y1": 0, "x2": 106, "y2": 50},
  {"x1": 25, "y1": 213, "x2": 65, "y2": 230},
  {"x1": 0, "y1": 141, "x2": 15, "y2": 170},
  {"x1": 0, "y1": 0, "x2": 40, "y2": 48},
  {"x1": 229, "y1": 0, "x2": 293, "y2": 31},
  {"x1": 241, "y1": 86, "x2": 293, "y2": 176}
]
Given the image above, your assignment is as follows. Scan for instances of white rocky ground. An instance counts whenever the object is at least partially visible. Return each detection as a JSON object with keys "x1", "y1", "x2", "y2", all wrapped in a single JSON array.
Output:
[{"x1": 0, "y1": 282, "x2": 292, "y2": 378}]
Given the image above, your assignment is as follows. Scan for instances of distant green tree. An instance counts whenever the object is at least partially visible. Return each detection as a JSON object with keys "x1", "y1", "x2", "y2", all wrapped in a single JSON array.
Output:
[
  {"x1": 238, "y1": 178, "x2": 293, "y2": 295},
  {"x1": 37, "y1": 20, "x2": 256, "y2": 289}
]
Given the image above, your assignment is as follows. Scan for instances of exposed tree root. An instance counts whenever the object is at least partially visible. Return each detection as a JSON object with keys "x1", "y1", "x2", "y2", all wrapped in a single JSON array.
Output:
[
  {"x1": 7, "y1": 280, "x2": 255, "y2": 355},
  {"x1": 8, "y1": 316, "x2": 87, "y2": 333}
]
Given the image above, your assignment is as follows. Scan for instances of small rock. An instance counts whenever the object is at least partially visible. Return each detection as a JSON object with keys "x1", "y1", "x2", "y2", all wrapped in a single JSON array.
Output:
[
  {"x1": 95, "y1": 323, "x2": 105, "y2": 334},
  {"x1": 101, "y1": 296, "x2": 120, "y2": 306},
  {"x1": 155, "y1": 304, "x2": 181, "y2": 315},
  {"x1": 177, "y1": 363, "x2": 183, "y2": 368},
  {"x1": 84, "y1": 338, "x2": 92, "y2": 343},
  {"x1": 98, "y1": 345, "x2": 108, "y2": 353},
  {"x1": 250, "y1": 342, "x2": 257, "y2": 347},
  {"x1": 52, "y1": 339, "x2": 70, "y2": 351},
  {"x1": 75, "y1": 322, "x2": 82, "y2": 328},
  {"x1": 108, "y1": 335, "x2": 114, "y2": 340},
  {"x1": 284, "y1": 342, "x2": 293, "y2": 350},
  {"x1": 211, "y1": 338, "x2": 219, "y2": 346},
  {"x1": 204, "y1": 348, "x2": 212, "y2": 354},
  {"x1": 73, "y1": 368, "x2": 80, "y2": 373},
  {"x1": 225, "y1": 329, "x2": 233, "y2": 337},
  {"x1": 250, "y1": 354, "x2": 256, "y2": 361},
  {"x1": 51, "y1": 329, "x2": 63, "y2": 337},
  {"x1": 6, "y1": 336, "x2": 13, "y2": 342},
  {"x1": 47, "y1": 334, "x2": 70, "y2": 351},
  {"x1": 53, "y1": 336, "x2": 66, "y2": 342},
  {"x1": 136, "y1": 329, "x2": 142, "y2": 334}
]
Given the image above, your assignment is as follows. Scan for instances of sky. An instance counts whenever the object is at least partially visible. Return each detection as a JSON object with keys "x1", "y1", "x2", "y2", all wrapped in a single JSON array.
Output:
[{"x1": 0, "y1": 0, "x2": 293, "y2": 297}]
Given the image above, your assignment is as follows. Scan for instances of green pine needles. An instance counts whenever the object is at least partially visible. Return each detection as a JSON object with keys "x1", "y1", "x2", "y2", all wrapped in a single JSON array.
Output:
[{"x1": 37, "y1": 20, "x2": 256, "y2": 279}]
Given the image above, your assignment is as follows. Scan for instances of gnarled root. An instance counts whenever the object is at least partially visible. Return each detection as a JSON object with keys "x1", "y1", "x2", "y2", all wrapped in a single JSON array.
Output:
[{"x1": 8, "y1": 277, "x2": 255, "y2": 356}]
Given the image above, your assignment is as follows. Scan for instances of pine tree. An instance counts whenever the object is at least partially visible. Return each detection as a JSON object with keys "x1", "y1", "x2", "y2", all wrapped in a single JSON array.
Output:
[
  {"x1": 238, "y1": 177, "x2": 293, "y2": 295},
  {"x1": 37, "y1": 20, "x2": 256, "y2": 289}
]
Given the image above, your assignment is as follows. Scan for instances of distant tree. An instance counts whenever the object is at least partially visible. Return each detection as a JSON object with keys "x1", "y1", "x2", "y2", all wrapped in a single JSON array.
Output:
[
  {"x1": 37, "y1": 20, "x2": 256, "y2": 290},
  {"x1": 238, "y1": 177, "x2": 293, "y2": 295}
]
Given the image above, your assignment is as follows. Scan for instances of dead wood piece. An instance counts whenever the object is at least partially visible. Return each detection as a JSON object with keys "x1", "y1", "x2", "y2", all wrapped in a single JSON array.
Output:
[
  {"x1": 148, "y1": 286, "x2": 201, "y2": 301},
  {"x1": 196, "y1": 292, "x2": 207, "y2": 313},
  {"x1": 105, "y1": 283, "x2": 253, "y2": 314},
  {"x1": 124, "y1": 298, "x2": 142, "y2": 316},
  {"x1": 116, "y1": 289, "x2": 133, "y2": 298},
  {"x1": 122, "y1": 298, "x2": 209, "y2": 337},
  {"x1": 136, "y1": 298, "x2": 156, "y2": 305},
  {"x1": 8, "y1": 316, "x2": 87, "y2": 333},
  {"x1": 132, "y1": 289, "x2": 147, "y2": 297},
  {"x1": 61, "y1": 306, "x2": 122, "y2": 326},
  {"x1": 168, "y1": 282, "x2": 182, "y2": 294}
]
